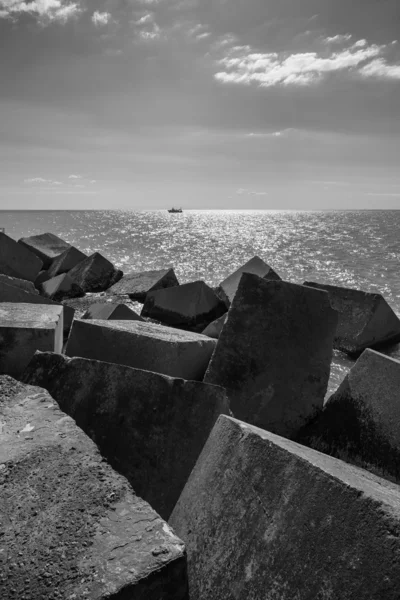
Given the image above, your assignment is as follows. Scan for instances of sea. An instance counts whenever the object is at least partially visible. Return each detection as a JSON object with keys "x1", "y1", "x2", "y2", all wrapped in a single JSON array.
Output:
[{"x1": 2, "y1": 209, "x2": 400, "y2": 397}]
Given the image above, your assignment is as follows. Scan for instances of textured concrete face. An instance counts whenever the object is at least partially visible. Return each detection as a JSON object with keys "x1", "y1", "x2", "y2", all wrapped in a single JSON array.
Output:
[
  {"x1": 217, "y1": 255, "x2": 281, "y2": 307},
  {"x1": 0, "y1": 303, "x2": 63, "y2": 377},
  {"x1": 82, "y1": 302, "x2": 144, "y2": 321},
  {"x1": 202, "y1": 313, "x2": 227, "y2": 339},
  {"x1": 18, "y1": 232, "x2": 71, "y2": 269},
  {"x1": 0, "y1": 279, "x2": 74, "y2": 334},
  {"x1": 0, "y1": 232, "x2": 43, "y2": 282},
  {"x1": 39, "y1": 272, "x2": 84, "y2": 301},
  {"x1": 0, "y1": 274, "x2": 38, "y2": 295},
  {"x1": 47, "y1": 245, "x2": 87, "y2": 279},
  {"x1": 304, "y1": 282, "x2": 400, "y2": 355},
  {"x1": 142, "y1": 280, "x2": 227, "y2": 331},
  {"x1": 24, "y1": 351, "x2": 229, "y2": 519},
  {"x1": 296, "y1": 349, "x2": 400, "y2": 480},
  {"x1": 68, "y1": 252, "x2": 123, "y2": 293},
  {"x1": 170, "y1": 415, "x2": 400, "y2": 600},
  {"x1": 109, "y1": 268, "x2": 179, "y2": 301},
  {"x1": 204, "y1": 274, "x2": 338, "y2": 437},
  {"x1": 0, "y1": 376, "x2": 188, "y2": 600},
  {"x1": 66, "y1": 319, "x2": 217, "y2": 380}
]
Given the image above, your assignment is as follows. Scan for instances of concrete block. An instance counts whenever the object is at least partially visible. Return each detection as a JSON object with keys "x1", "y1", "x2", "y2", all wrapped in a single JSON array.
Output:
[
  {"x1": 109, "y1": 268, "x2": 179, "y2": 301},
  {"x1": 34, "y1": 270, "x2": 51, "y2": 287},
  {"x1": 304, "y1": 281, "x2": 400, "y2": 355},
  {"x1": 170, "y1": 414, "x2": 400, "y2": 600},
  {"x1": 0, "y1": 376, "x2": 188, "y2": 599},
  {"x1": 0, "y1": 303, "x2": 63, "y2": 377},
  {"x1": 0, "y1": 273, "x2": 38, "y2": 295},
  {"x1": 142, "y1": 280, "x2": 227, "y2": 332},
  {"x1": 216, "y1": 255, "x2": 281, "y2": 307},
  {"x1": 204, "y1": 274, "x2": 338, "y2": 437},
  {"x1": 202, "y1": 313, "x2": 227, "y2": 339},
  {"x1": 82, "y1": 302, "x2": 144, "y2": 321},
  {"x1": 24, "y1": 351, "x2": 229, "y2": 519},
  {"x1": 47, "y1": 245, "x2": 87, "y2": 279},
  {"x1": 0, "y1": 279, "x2": 74, "y2": 334},
  {"x1": 66, "y1": 319, "x2": 216, "y2": 381},
  {"x1": 18, "y1": 232, "x2": 71, "y2": 269},
  {"x1": 39, "y1": 272, "x2": 84, "y2": 302},
  {"x1": 0, "y1": 231, "x2": 43, "y2": 282},
  {"x1": 68, "y1": 252, "x2": 123, "y2": 293}
]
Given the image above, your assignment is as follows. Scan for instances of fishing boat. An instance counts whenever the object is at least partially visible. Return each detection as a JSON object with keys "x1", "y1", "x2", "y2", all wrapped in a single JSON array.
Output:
[{"x1": 168, "y1": 207, "x2": 183, "y2": 213}]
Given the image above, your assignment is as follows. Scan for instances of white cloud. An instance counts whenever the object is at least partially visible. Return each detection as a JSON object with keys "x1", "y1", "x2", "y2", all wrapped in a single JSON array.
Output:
[
  {"x1": 324, "y1": 34, "x2": 352, "y2": 45},
  {"x1": 236, "y1": 188, "x2": 268, "y2": 196},
  {"x1": 0, "y1": 0, "x2": 81, "y2": 22},
  {"x1": 215, "y1": 39, "x2": 400, "y2": 87},
  {"x1": 91, "y1": 10, "x2": 111, "y2": 26},
  {"x1": 24, "y1": 177, "x2": 62, "y2": 185},
  {"x1": 247, "y1": 129, "x2": 293, "y2": 138},
  {"x1": 68, "y1": 174, "x2": 82, "y2": 179},
  {"x1": 135, "y1": 12, "x2": 153, "y2": 25}
]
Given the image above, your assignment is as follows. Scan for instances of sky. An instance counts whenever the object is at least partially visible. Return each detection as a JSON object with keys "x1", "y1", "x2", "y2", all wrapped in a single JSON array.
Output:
[{"x1": 1, "y1": 0, "x2": 400, "y2": 209}]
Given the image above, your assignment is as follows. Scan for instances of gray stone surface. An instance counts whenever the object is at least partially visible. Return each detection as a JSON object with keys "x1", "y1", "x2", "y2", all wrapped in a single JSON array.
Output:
[
  {"x1": 47, "y1": 245, "x2": 87, "y2": 279},
  {"x1": 170, "y1": 414, "x2": 400, "y2": 600},
  {"x1": 0, "y1": 232, "x2": 43, "y2": 282},
  {"x1": 216, "y1": 255, "x2": 281, "y2": 307},
  {"x1": 109, "y1": 268, "x2": 179, "y2": 301},
  {"x1": 0, "y1": 273, "x2": 38, "y2": 295},
  {"x1": 18, "y1": 232, "x2": 71, "y2": 269},
  {"x1": 66, "y1": 319, "x2": 217, "y2": 380},
  {"x1": 0, "y1": 279, "x2": 75, "y2": 334},
  {"x1": 34, "y1": 270, "x2": 51, "y2": 287},
  {"x1": 296, "y1": 349, "x2": 400, "y2": 480},
  {"x1": 68, "y1": 252, "x2": 123, "y2": 293},
  {"x1": 0, "y1": 303, "x2": 63, "y2": 377},
  {"x1": 142, "y1": 280, "x2": 227, "y2": 331},
  {"x1": 23, "y1": 351, "x2": 229, "y2": 519},
  {"x1": 39, "y1": 272, "x2": 84, "y2": 301},
  {"x1": 304, "y1": 281, "x2": 400, "y2": 355},
  {"x1": 0, "y1": 376, "x2": 188, "y2": 600},
  {"x1": 202, "y1": 313, "x2": 227, "y2": 339},
  {"x1": 82, "y1": 302, "x2": 144, "y2": 321},
  {"x1": 204, "y1": 274, "x2": 338, "y2": 437}
]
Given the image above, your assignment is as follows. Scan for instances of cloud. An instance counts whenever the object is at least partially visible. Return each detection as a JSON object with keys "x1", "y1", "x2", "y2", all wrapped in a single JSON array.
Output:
[
  {"x1": 247, "y1": 129, "x2": 293, "y2": 138},
  {"x1": 214, "y1": 39, "x2": 400, "y2": 87},
  {"x1": 236, "y1": 188, "x2": 268, "y2": 196},
  {"x1": 324, "y1": 34, "x2": 352, "y2": 45},
  {"x1": 135, "y1": 12, "x2": 153, "y2": 25},
  {"x1": 68, "y1": 173, "x2": 82, "y2": 179},
  {"x1": 91, "y1": 10, "x2": 111, "y2": 26},
  {"x1": 24, "y1": 177, "x2": 62, "y2": 184},
  {"x1": 0, "y1": 0, "x2": 81, "y2": 22}
]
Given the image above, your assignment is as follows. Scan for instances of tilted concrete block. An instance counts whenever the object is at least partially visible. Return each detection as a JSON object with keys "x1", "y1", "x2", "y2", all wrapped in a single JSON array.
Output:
[
  {"x1": 109, "y1": 268, "x2": 179, "y2": 302},
  {"x1": 0, "y1": 232, "x2": 43, "y2": 282},
  {"x1": 18, "y1": 232, "x2": 71, "y2": 269}
]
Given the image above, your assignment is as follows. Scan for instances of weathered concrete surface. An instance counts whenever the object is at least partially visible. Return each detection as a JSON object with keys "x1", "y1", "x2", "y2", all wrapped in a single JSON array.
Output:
[
  {"x1": 68, "y1": 251, "x2": 123, "y2": 293},
  {"x1": 204, "y1": 274, "x2": 338, "y2": 437},
  {"x1": 202, "y1": 313, "x2": 227, "y2": 339},
  {"x1": 0, "y1": 273, "x2": 38, "y2": 295},
  {"x1": 0, "y1": 303, "x2": 63, "y2": 377},
  {"x1": 296, "y1": 349, "x2": 400, "y2": 481},
  {"x1": 216, "y1": 255, "x2": 281, "y2": 307},
  {"x1": 47, "y1": 245, "x2": 87, "y2": 279},
  {"x1": 0, "y1": 231, "x2": 43, "y2": 282},
  {"x1": 39, "y1": 272, "x2": 84, "y2": 302},
  {"x1": 0, "y1": 279, "x2": 74, "y2": 334},
  {"x1": 110, "y1": 268, "x2": 179, "y2": 301},
  {"x1": 0, "y1": 376, "x2": 188, "y2": 599},
  {"x1": 170, "y1": 414, "x2": 400, "y2": 600},
  {"x1": 142, "y1": 280, "x2": 227, "y2": 332},
  {"x1": 82, "y1": 302, "x2": 144, "y2": 321},
  {"x1": 66, "y1": 319, "x2": 216, "y2": 380},
  {"x1": 304, "y1": 281, "x2": 400, "y2": 355},
  {"x1": 23, "y1": 351, "x2": 229, "y2": 519},
  {"x1": 18, "y1": 232, "x2": 71, "y2": 269}
]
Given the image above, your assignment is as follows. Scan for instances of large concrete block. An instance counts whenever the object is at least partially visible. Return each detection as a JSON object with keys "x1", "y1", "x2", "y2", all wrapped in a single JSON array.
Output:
[
  {"x1": 296, "y1": 349, "x2": 400, "y2": 480},
  {"x1": 304, "y1": 281, "x2": 400, "y2": 355},
  {"x1": 0, "y1": 232, "x2": 43, "y2": 282},
  {"x1": 47, "y1": 245, "x2": 87, "y2": 279},
  {"x1": 0, "y1": 303, "x2": 63, "y2": 377},
  {"x1": 68, "y1": 251, "x2": 123, "y2": 293},
  {"x1": 170, "y1": 414, "x2": 400, "y2": 600},
  {"x1": 66, "y1": 319, "x2": 216, "y2": 380},
  {"x1": 39, "y1": 272, "x2": 84, "y2": 301},
  {"x1": 23, "y1": 351, "x2": 229, "y2": 519},
  {"x1": 0, "y1": 279, "x2": 74, "y2": 334},
  {"x1": 204, "y1": 274, "x2": 338, "y2": 437},
  {"x1": 216, "y1": 255, "x2": 281, "y2": 307},
  {"x1": 0, "y1": 376, "x2": 188, "y2": 599},
  {"x1": 82, "y1": 302, "x2": 144, "y2": 321},
  {"x1": 110, "y1": 268, "x2": 179, "y2": 301},
  {"x1": 18, "y1": 232, "x2": 71, "y2": 269},
  {"x1": 142, "y1": 280, "x2": 227, "y2": 332},
  {"x1": 0, "y1": 273, "x2": 38, "y2": 295}
]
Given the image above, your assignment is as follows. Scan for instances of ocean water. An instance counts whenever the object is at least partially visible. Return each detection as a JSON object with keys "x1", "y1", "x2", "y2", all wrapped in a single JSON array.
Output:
[{"x1": 2, "y1": 209, "x2": 400, "y2": 396}]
